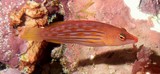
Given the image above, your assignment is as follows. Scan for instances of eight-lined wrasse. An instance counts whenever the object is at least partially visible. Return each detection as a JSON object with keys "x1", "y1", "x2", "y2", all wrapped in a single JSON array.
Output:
[{"x1": 21, "y1": 20, "x2": 138, "y2": 47}]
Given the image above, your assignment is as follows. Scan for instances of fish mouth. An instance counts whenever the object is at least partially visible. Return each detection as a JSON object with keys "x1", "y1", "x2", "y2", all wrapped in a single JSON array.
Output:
[
  {"x1": 129, "y1": 35, "x2": 138, "y2": 43},
  {"x1": 125, "y1": 35, "x2": 138, "y2": 44},
  {"x1": 127, "y1": 33, "x2": 138, "y2": 43},
  {"x1": 131, "y1": 35, "x2": 138, "y2": 43},
  {"x1": 134, "y1": 37, "x2": 138, "y2": 43}
]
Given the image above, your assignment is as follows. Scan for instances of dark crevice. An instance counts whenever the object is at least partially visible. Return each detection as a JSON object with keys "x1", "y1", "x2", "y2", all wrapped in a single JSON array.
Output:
[
  {"x1": 31, "y1": 12, "x2": 64, "y2": 74},
  {"x1": 31, "y1": 42, "x2": 62, "y2": 74},
  {"x1": 0, "y1": 62, "x2": 6, "y2": 70}
]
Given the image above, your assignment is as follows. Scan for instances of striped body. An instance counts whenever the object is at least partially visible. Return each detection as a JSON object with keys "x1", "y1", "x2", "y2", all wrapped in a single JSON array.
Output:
[{"x1": 21, "y1": 20, "x2": 138, "y2": 46}]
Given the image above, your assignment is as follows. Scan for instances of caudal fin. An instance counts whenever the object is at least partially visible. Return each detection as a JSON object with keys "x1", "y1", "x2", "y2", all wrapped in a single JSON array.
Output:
[{"x1": 20, "y1": 27, "x2": 44, "y2": 41}]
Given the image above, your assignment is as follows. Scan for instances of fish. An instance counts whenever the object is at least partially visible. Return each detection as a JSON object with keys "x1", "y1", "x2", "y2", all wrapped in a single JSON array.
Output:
[{"x1": 21, "y1": 20, "x2": 138, "y2": 47}]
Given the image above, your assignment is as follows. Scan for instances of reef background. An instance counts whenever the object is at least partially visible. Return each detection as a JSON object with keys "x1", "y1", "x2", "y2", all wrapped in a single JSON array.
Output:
[{"x1": 0, "y1": 0, "x2": 160, "y2": 74}]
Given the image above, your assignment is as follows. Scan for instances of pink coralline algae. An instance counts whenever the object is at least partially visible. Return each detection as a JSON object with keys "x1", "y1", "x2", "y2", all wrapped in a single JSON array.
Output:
[
  {"x1": 132, "y1": 47, "x2": 160, "y2": 74},
  {"x1": 139, "y1": 0, "x2": 160, "y2": 15},
  {"x1": 0, "y1": 0, "x2": 27, "y2": 67},
  {"x1": 0, "y1": 68, "x2": 21, "y2": 74}
]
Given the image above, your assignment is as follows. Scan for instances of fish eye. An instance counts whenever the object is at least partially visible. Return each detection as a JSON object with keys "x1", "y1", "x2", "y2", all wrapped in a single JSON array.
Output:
[{"x1": 119, "y1": 33, "x2": 126, "y2": 41}]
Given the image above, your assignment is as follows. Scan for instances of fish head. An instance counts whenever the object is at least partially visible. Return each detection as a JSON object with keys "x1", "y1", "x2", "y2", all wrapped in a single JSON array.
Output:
[{"x1": 103, "y1": 28, "x2": 138, "y2": 46}]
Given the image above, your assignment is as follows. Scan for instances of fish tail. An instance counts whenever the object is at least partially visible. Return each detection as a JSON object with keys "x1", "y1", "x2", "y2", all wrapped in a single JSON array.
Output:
[{"x1": 20, "y1": 27, "x2": 44, "y2": 41}]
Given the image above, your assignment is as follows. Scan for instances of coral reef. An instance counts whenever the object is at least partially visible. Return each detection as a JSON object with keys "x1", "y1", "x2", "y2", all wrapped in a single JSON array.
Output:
[
  {"x1": 139, "y1": 0, "x2": 160, "y2": 15},
  {"x1": 0, "y1": 0, "x2": 61, "y2": 73},
  {"x1": 0, "y1": 0, "x2": 27, "y2": 67},
  {"x1": 132, "y1": 46, "x2": 160, "y2": 74},
  {"x1": 0, "y1": 0, "x2": 160, "y2": 74}
]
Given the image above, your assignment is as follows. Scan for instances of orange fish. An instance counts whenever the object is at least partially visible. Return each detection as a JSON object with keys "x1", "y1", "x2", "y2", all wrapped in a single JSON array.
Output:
[{"x1": 21, "y1": 20, "x2": 138, "y2": 47}]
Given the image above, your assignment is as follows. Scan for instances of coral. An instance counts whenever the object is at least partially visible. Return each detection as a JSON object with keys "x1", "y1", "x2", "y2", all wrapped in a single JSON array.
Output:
[
  {"x1": 0, "y1": 68, "x2": 21, "y2": 74},
  {"x1": 139, "y1": 0, "x2": 160, "y2": 15},
  {"x1": 9, "y1": 0, "x2": 60, "y2": 73},
  {"x1": 0, "y1": 0, "x2": 27, "y2": 67},
  {"x1": 0, "y1": 0, "x2": 160, "y2": 73},
  {"x1": 0, "y1": 0, "x2": 61, "y2": 73},
  {"x1": 10, "y1": 1, "x2": 48, "y2": 27},
  {"x1": 132, "y1": 46, "x2": 160, "y2": 74}
]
